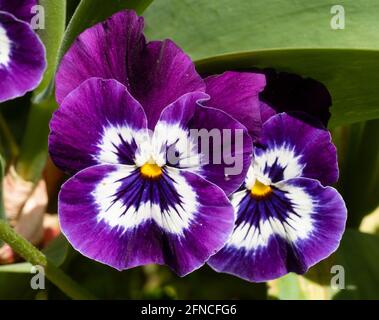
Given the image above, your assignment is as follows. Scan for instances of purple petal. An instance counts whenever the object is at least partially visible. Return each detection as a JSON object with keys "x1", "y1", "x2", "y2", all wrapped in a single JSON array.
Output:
[
  {"x1": 49, "y1": 78, "x2": 148, "y2": 173},
  {"x1": 204, "y1": 71, "x2": 266, "y2": 139},
  {"x1": 55, "y1": 10, "x2": 205, "y2": 128},
  {"x1": 0, "y1": 0, "x2": 37, "y2": 23},
  {"x1": 155, "y1": 92, "x2": 253, "y2": 195},
  {"x1": 59, "y1": 164, "x2": 234, "y2": 276},
  {"x1": 55, "y1": 10, "x2": 144, "y2": 105},
  {"x1": 0, "y1": 11, "x2": 45, "y2": 102},
  {"x1": 131, "y1": 40, "x2": 205, "y2": 129},
  {"x1": 256, "y1": 113, "x2": 338, "y2": 186},
  {"x1": 208, "y1": 177, "x2": 347, "y2": 282},
  {"x1": 260, "y1": 69, "x2": 332, "y2": 127}
]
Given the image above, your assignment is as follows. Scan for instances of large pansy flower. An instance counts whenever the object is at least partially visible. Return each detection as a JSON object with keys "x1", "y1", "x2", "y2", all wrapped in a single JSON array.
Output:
[
  {"x1": 50, "y1": 77, "x2": 252, "y2": 275},
  {"x1": 0, "y1": 0, "x2": 45, "y2": 102},
  {"x1": 51, "y1": 10, "x2": 263, "y2": 275},
  {"x1": 208, "y1": 113, "x2": 347, "y2": 282}
]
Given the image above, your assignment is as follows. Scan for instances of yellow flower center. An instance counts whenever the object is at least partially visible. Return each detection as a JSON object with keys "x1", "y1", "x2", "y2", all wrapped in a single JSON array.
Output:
[
  {"x1": 251, "y1": 180, "x2": 272, "y2": 199},
  {"x1": 140, "y1": 163, "x2": 163, "y2": 179}
]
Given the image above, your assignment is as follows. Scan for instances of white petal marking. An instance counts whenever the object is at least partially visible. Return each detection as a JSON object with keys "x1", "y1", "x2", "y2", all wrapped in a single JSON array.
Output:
[
  {"x1": 253, "y1": 143, "x2": 305, "y2": 184},
  {"x1": 95, "y1": 123, "x2": 149, "y2": 164},
  {"x1": 93, "y1": 166, "x2": 197, "y2": 235},
  {"x1": 228, "y1": 182, "x2": 314, "y2": 250},
  {"x1": 153, "y1": 121, "x2": 202, "y2": 170}
]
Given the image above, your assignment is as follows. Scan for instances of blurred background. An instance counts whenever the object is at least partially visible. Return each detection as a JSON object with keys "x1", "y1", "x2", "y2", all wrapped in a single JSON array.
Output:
[{"x1": 0, "y1": 0, "x2": 378, "y2": 299}]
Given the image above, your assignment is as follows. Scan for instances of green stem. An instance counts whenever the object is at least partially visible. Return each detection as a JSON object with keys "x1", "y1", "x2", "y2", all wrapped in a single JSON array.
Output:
[
  {"x1": 0, "y1": 220, "x2": 96, "y2": 300},
  {"x1": 0, "y1": 220, "x2": 46, "y2": 266}
]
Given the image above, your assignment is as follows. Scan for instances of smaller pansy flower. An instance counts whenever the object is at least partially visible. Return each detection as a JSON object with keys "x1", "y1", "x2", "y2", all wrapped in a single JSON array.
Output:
[
  {"x1": 49, "y1": 78, "x2": 253, "y2": 275},
  {"x1": 208, "y1": 113, "x2": 347, "y2": 282},
  {"x1": 0, "y1": 0, "x2": 45, "y2": 102}
]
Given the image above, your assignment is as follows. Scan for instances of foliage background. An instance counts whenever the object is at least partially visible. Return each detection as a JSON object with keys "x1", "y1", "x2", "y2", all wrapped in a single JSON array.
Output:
[{"x1": 0, "y1": 0, "x2": 378, "y2": 300}]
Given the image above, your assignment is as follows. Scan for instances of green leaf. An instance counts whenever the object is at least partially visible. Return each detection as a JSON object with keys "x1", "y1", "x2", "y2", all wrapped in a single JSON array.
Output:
[
  {"x1": 16, "y1": 0, "x2": 66, "y2": 181},
  {"x1": 33, "y1": 0, "x2": 66, "y2": 102},
  {"x1": 145, "y1": 0, "x2": 379, "y2": 59},
  {"x1": 269, "y1": 229, "x2": 379, "y2": 300},
  {"x1": 195, "y1": 49, "x2": 379, "y2": 128},
  {"x1": 333, "y1": 120, "x2": 379, "y2": 227},
  {"x1": 144, "y1": 0, "x2": 379, "y2": 126}
]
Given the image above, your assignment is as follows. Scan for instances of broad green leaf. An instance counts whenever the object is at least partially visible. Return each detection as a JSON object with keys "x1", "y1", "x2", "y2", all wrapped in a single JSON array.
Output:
[
  {"x1": 194, "y1": 49, "x2": 379, "y2": 127},
  {"x1": 144, "y1": 0, "x2": 379, "y2": 126},
  {"x1": 333, "y1": 119, "x2": 379, "y2": 227},
  {"x1": 145, "y1": 0, "x2": 379, "y2": 59},
  {"x1": 269, "y1": 229, "x2": 379, "y2": 300},
  {"x1": 33, "y1": 0, "x2": 66, "y2": 102}
]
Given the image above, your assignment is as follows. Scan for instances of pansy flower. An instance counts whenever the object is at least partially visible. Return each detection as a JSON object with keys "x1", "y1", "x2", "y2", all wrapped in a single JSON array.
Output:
[
  {"x1": 0, "y1": 0, "x2": 45, "y2": 102},
  {"x1": 49, "y1": 10, "x2": 259, "y2": 275},
  {"x1": 208, "y1": 112, "x2": 347, "y2": 282}
]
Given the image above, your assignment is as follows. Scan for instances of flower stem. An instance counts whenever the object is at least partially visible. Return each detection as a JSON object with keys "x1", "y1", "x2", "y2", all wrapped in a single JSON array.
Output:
[{"x1": 0, "y1": 220, "x2": 96, "y2": 300}]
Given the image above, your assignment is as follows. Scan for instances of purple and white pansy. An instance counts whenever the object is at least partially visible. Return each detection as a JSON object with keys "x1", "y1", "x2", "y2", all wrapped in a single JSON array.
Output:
[
  {"x1": 208, "y1": 113, "x2": 347, "y2": 282},
  {"x1": 50, "y1": 79, "x2": 253, "y2": 275},
  {"x1": 50, "y1": 9, "x2": 347, "y2": 281},
  {"x1": 0, "y1": 0, "x2": 45, "y2": 102}
]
